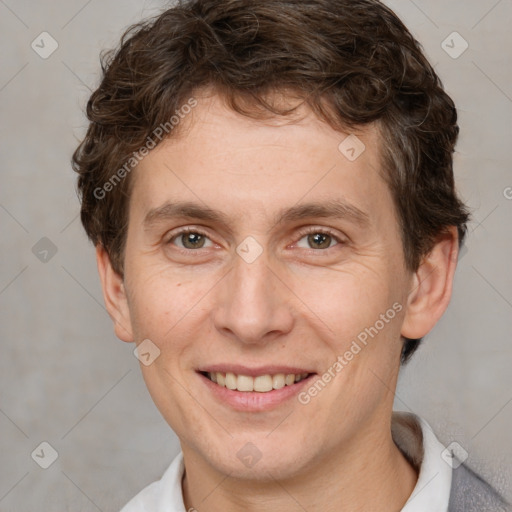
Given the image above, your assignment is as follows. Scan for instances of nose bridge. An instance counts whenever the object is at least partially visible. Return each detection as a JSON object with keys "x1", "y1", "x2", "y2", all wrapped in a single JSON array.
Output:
[{"x1": 213, "y1": 244, "x2": 293, "y2": 344}]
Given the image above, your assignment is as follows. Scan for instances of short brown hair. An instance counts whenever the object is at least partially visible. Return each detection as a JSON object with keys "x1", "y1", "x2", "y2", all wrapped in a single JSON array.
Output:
[{"x1": 72, "y1": 0, "x2": 470, "y2": 363}]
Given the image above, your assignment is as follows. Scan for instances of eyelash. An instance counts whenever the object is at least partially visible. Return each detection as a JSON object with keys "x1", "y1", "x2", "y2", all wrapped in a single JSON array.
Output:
[
  {"x1": 166, "y1": 226, "x2": 346, "y2": 253},
  {"x1": 294, "y1": 227, "x2": 346, "y2": 251}
]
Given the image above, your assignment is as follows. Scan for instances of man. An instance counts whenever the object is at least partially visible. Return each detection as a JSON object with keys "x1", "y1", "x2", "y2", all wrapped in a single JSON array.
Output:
[{"x1": 72, "y1": 0, "x2": 510, "y2": 510}]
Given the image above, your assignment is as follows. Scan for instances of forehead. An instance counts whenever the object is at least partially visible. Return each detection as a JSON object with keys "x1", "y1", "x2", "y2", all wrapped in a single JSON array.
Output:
[
  {"x1": 160, "y1": 89, "x2": 383, "y2": 165},
  {"x1": 130, "y1": 91, "x2": 391, "y2": 230}
]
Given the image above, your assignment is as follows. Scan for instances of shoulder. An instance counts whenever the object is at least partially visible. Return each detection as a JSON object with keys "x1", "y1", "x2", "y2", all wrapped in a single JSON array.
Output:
[{"x1": 449, "y1": 463, "x2": 512, "y2": 512}]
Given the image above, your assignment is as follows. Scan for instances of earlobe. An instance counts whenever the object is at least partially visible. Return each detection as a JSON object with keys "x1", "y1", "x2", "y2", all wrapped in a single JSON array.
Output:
[
  {"x1": 96, "y1": 245, "x2": 134, "y2": 343},
  {"x1": 401, "y1": 227, "x2": 459, "y2": 340}
]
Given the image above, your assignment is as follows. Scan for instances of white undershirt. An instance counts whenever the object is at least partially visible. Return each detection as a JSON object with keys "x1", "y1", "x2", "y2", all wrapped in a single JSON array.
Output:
[{"x1": 120, "y1": 411, "x2": 452, "y2": 512}]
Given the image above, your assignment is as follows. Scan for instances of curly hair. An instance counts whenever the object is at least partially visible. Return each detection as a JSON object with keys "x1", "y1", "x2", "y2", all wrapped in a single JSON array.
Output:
[{"x1": 71, "y1": 0, "x2": 470, "y2": 364}]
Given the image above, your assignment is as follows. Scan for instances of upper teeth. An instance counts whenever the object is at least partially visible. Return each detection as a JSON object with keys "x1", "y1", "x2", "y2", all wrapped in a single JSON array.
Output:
[{"x1": 208, "y1": 372, "x2": 309, "y2": 392}]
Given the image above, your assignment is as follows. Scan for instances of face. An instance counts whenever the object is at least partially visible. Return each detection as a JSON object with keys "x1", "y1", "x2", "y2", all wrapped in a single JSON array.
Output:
[{"x1": 109, "y1": 91, "x2": 418, "y2": 480}]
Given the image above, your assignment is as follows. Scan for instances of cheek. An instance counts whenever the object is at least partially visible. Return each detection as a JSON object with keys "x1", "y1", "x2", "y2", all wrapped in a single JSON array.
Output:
[
  {"x1": 293, "y1": 263, "x2": 400, "y2": 332},
  {"x1": 290, "y1": 264, "x2": 407, "y2": 395},
  {"x1": 125, "y1": 265, "x2": 217, "y2": 353}
]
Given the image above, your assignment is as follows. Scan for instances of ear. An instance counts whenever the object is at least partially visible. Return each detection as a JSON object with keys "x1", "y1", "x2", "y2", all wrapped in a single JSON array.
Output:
[
  {"x1": 96, "y1": 245, "x2": 134, "y2": 343},
  {"x1": 401, "y1": 226, "x2": 459, "y2": 339}
]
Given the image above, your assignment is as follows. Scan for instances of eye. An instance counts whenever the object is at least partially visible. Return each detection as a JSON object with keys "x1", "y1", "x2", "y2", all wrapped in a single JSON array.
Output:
[
  {"x1": 167, "y1": 228, "x2": 215, "y2": 250},
  {"x1": 166, "y1": 227, "x2": 345, "y2": 253},
  {"x1": 294, "y1": 228, "x2": 344, "y2": 250}
]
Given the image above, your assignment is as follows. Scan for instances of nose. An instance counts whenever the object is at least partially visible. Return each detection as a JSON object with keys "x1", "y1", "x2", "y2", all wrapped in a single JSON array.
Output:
[{"x1": 212, "y1": 247, "x2": 295, "y2": 346}]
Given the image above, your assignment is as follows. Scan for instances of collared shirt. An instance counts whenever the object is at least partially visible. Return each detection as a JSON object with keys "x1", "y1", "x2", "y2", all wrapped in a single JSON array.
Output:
[
  {"x1": 120, "y1": 411, "x2": 452, "y2": 512},
  {"x1": 393, "y1": 412, "x2": 452, "y2": 511}
]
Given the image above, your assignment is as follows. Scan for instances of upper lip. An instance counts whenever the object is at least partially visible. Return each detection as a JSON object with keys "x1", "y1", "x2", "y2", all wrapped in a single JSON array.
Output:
[{"x1": 197, "y1": 364, "x2": 315, "y2": 377}]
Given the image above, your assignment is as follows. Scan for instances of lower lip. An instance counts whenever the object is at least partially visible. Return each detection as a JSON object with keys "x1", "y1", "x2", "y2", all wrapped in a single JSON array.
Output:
[{"x1": 198, "y1": 372, "x2": 315, "y2": 412}]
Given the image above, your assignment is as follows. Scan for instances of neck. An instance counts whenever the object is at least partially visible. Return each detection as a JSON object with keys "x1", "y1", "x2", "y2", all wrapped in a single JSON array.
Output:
[{"x1": 181, "y1": 417, "x2": 418, "y2": 512}]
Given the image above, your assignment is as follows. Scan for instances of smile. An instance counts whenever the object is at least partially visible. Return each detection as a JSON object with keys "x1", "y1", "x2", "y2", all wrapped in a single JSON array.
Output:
[{"x1": 202, "y1": 371, "x2": 311, "y2": 392}]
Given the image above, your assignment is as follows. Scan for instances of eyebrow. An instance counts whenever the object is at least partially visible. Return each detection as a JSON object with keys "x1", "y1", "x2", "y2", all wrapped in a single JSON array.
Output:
[{"x1": 143, "y1": 199, "x2": 370, "y2": 231}]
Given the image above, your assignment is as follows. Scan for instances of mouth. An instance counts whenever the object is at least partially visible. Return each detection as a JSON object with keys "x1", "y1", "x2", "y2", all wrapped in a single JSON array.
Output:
[
  {"x1": 196, "y1": 365, "x2": 317, "y2": 411},
  {"x1": 200, "y1": 370, "x2": 312, "y2": 392}
]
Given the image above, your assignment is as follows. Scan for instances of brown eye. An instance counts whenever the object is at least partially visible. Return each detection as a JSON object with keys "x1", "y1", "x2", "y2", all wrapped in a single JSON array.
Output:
[
  {"x1": 168, "y1": 230, "x2": 213, "y2": 250},
  {"x1": 296, "y1": 231, "x2": 339, "y2": 250},
  {"x1": 181, "y1": 232, "x2": 206, "y2": 249},
  {"x1": 309, "y1": 233, "x2": 332, "y2": 249}
]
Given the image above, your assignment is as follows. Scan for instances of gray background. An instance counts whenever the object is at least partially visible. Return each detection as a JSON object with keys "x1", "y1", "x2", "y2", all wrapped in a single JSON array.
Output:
[{"x1": 0, "y1": 0, "x2": 511, "y2": 510}]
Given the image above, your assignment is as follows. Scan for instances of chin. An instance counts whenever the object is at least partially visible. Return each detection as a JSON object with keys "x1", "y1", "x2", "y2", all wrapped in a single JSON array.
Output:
[{"x1": 190, "y1": 428, "x2": 317, "y2": 481}]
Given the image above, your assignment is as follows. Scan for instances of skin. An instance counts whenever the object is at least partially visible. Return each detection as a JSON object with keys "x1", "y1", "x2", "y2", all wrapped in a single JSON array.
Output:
[{"x1": 97, "y1": 89, "x2": 459, "y2": 512}]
